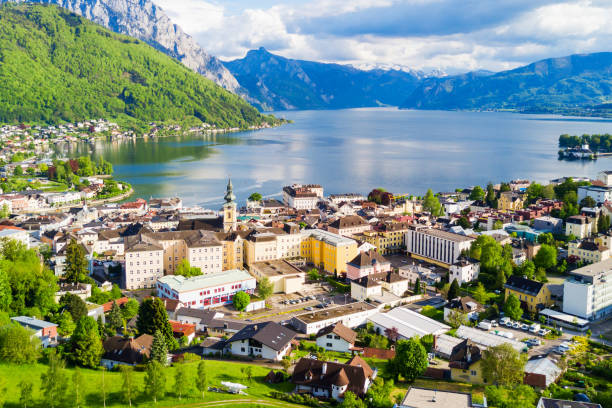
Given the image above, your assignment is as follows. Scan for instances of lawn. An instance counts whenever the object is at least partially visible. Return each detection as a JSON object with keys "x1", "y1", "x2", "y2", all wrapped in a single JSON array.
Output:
[{"x1": 0, "y1": 359, "x2": 304, "y2": 408}]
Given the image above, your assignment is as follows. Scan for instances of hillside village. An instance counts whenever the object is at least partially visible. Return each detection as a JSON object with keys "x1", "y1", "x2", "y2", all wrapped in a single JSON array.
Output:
[{"x1": 0, "y1": 173, "x2": 611, "y2": 407}]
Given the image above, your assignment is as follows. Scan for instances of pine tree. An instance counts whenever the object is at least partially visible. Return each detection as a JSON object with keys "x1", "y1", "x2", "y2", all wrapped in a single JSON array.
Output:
[
  {"x1": 151, "y1": 329, "x2": 169, "y2": 365},
  {"x1": 108, "y1": 301, "x2": 123, "y2": 331},
  {"x1": 447, "y1": 279, "x2": 460, "y2": 300},
  {"x1": 413, "y1": 278, "x2": 421, "y2": 295},
  {"x1": 64, "y1": 238, "x2": 88, "y2": 283},
  {"x1": 145, "y1": 361, "x2": 166, "y2": 404},
  {"x1": 136, "y1": 298, "x2": 175, "y2": 348},
  {"x1": 71, "y1": 316, "x2": 103, "y2": 368},
  {"x1": 196, "y1": 360, "x2": 208, "y2": 399}
]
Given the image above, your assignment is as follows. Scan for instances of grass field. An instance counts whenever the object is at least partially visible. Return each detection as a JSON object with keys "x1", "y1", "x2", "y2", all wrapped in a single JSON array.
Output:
[{"x1": 0, "y1": 359, "x2": 304, "y2": 408}]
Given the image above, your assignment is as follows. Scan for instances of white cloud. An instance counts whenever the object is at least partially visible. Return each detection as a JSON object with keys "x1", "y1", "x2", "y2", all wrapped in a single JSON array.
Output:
[{"x1": 152, "y1": 0, "x2": 612, "y2": 73}]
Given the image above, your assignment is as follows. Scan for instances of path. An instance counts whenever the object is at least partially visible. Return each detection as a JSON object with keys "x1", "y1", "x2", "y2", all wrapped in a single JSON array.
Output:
[{"x1": 169, "y1": 398, "x2": 306, "y2": 408}]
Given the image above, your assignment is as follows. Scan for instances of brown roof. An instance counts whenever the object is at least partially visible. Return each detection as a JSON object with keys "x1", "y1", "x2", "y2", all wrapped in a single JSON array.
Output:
[
  {"x1": 348, "y1": 249, "x2": 389, "y2": 268},
  {"x1": 329, "y1": 215, "x2": 368, "y2": 230},
  {"x1": 292, "y1": 357, "x2": 374, "y2": 397},
  {"x1": 102, "y1": 334, "x2": 153, "y2": 365},
  {"x1": 316, "y1": 322, "x2": 357, "y2": 344},
  {"x1": 448, "y1": 339, "x2": 481, "y2": 370}
]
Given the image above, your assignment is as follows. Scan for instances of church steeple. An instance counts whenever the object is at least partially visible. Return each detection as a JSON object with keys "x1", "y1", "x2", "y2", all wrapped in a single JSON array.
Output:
[
  {"x1": 222, "y1": 177, "x2": 237, "y2": 232},
  {"x1": 224, "y1": 177, "x2": 236, "y2": 204}
]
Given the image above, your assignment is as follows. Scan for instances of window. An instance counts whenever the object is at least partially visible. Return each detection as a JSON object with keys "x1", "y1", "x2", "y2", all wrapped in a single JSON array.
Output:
[
  {"x1": 327, "y1": 343, "x2": 332, "y2": 347},
  {"x1": 470, "y1": 370, "x2": 477, "y2": 376}
]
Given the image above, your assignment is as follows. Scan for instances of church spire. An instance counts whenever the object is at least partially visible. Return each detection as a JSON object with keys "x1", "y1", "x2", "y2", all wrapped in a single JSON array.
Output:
[{"x1": 224, "y1": 177, "x2": 236, "y2": 204}]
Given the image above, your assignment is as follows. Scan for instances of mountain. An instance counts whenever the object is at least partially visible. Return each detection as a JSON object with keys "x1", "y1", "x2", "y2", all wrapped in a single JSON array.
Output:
[
  {"x1": 224, "y1": 47, "x2": 422, "y2": 111},
  {"x1": 1, "y1": 0, "x2": 241, "y2": 93},
  {"x1": 0, "y1": 4, "x2": 272, "y2": 129},
  {"x1": 402, "y1": 53, "x2": 612, "y2": 111}
]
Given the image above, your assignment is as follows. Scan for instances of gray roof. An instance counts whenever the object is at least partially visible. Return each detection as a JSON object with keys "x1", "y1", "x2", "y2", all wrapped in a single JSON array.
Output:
[
  {"x1": 538, "y1": 398, "x2": 601, "y2": 408},
  {"x1": 158, "y1": 269, "x2": 254, "y2": 292},
  {"x1": 11, "y1": 316, "x2": 57, "y2": 330},
  {"x1": 227, "y1": 321, "x2": 296, "y2": 351}
]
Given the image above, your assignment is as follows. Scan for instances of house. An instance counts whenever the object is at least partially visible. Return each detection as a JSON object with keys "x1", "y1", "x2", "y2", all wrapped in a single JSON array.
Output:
[
  {"x1": 397, "y1": 387, "x2": 482, "y2": 408},
  {"x1": 346, "y1": 250, "x2": 391, "y2": 281},
  {"x1": 327, "y1": 215, "x2": 371, "y2": 236},
  {"x1": 291, "y1": 302, "x2": 377, "y2": 335},
  {"x1": 350, "y1": 271, "x2": 409, "y2": 302},
  {"x1": 123, "y1": 237, "x2": 164, "y2": 290},
  {"x1": 449, "y1": 339, "x2": 484, "y2": 384},
  {"x1": 563, "y1": 258, "x2": 612, "y2": 320},
  {"x1": 0, "y1": 225, "x2": 29, "y2": 248},
  {"x1": 100, "y1": 334, "x2": 153, "y2": 369},
  {"x1": 443, "y1": 297, "x2": 484, "y2": 323},
  {"x1": 300, "y1": 229, "x2": 358, "y2": 275},
  {"x1": 498, "y1": 192, "x2": 526, "y2": 211},
  {"x1": 504, "y1": 275, "x2": 553, "y2": 314},
  {"x1": 315, "y1": 322, "x2": 357, "y2": 352},
  {"x1": 568, "y1": 240, "x2": 610, "y2": 263},
  {"x1": 449, "y1": 257, "x2": 480, "y2": 286},
  {"x1": 354, "y1": 222, "x2": 409, "y2": 255},
  {"x1": 10, "y1": 316, "x2": 58, "y2": 347},
  {"x1": 533, "y1": 216, "x2": 564, "y2": 234},
  {"x1": 248, "y1": 260, "x2": 305, "y2": 294},
  {"x1": 292, "y1": 355, "x2": 376, "y2": 401},
  {"x1": 282, "y1": 184, "x2": 323, "y2": 210},
  {"x1": 367, "y1": 308, "x2": 450, "y2": 341},
  {"x1": 175, "y1": 307, "x2": 247, "y2": 336},
  {"x1": 524, "y1": 356, "x2": 563, "y2": 388},
  {"x1": 169, "y1": 320, "x2": 196, "y2": 344},
  {"x1": 226, "y1": 321, "x2": 296, "y2": 361},
  {"x1": 537, "y1": 398, "x2": 601, "y2": 408},
  {"x1": 565, "y1": 215, "x2": 593, "y2": 239}
]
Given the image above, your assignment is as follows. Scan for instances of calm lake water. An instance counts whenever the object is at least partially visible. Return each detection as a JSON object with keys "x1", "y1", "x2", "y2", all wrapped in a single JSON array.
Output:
[{"x1": 69, "y1": 109, "x2": 612, "y2": 207}]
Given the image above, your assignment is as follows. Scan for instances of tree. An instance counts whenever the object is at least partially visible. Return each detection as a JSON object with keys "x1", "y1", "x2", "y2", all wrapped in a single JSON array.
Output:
[
  {"x1": 469, "y1": 185, "x2": 485, "y2": 201},
  {"x1": 70, "y1": 316, "x2": 103, "y2": 368},
  {"x1": 481, "y1": 343, "x2": 527, "y2": 385},
  {"x1": 145, "y1": 361, "x2": 166, "y2": 404},
  {"x1": 64, "y1": 239, "x2": 88, "y2": 283},
  {"x1": 385, "y1": 327, "x2": 400, "y2": 343},
  {"x1": 72, "y1": 368, "x2": 84, "y2": 408},
  {"x1": 499, "y1": 183, "x2": 511, "y2": 192},
  {"x1": 517, "y1": 260, "x2": 535, "y2": 280},
  {"x1": 534, "y1": 244, "x2": 557, "y2": 271},
  {"x1": 136, "y1": 297, "x2": 175, "y2": 349},
  {"x1": 233, "y1": 291, "x2": 250, "y2": 311},
  {"x1": 57, "y1": 312, "x2": 76, "y2": 337},
  {"x1": 447, "y1": 279, "x2": 460, "y2": 300},
  {"x1": 485, "y1": 182, "x2": 497, "y2": 207},
  {"x1": 257, "y1": 277, "x2": 273, "y2": 300},
  {"x1": 579, "y1": 196, "x2": 596, "y2": 209},
  {"x1": 413, "y1": 277, "x2": 422, "y2": 295},
  {"x1": 108, "y1": 300, "x2": 123, "y2": 331},
  {"x1": 472, "y1": 282, "x2": 488, "y2": 303},
  {"x1": 366, "y1": 377, "x2": 394, "y2": 408},
  {"x1": 503, "y1": 293, "x2": 523, "y2": 321},
  {"x1": 537, "y1": 233, "x2": 554, "y2": 245},
  {"x1": 0, "y1": 322, "x2": 41, "y2": 363},
  {"x1": 18, "y1": 379, "x2": 34, "y2": 408},
  {"x1": 457, "y1": 216, "x2": 471, "y2": 229},
  {"x1": 248, "y1": 192, "x2": 262, "y2": 202},
  {"x1": 0, "y1": 375, "x2": 5, "y2": 408},
  {"x1": 175, "y1": 259, "x2": 202, "y2": 278},
  {"x1": 13, "y1": 165, "x2": 23, "y2": 176},
  {"x1": 447, "y1": 309, "x2": 469, "y2": 329},
  {"x1": 0, "y1": 204, "x2": 9, "y2": 219},
  {"x1": 598, "y1": 214, "x2": 611, "y2": 233},
  {"x1": 60, "y1": 293, "x2": 88, "y2": 323},
  {"x1": 121, "y1": 298, "x2": 139, "y2": 320},
  {"x1": 485, "y1": 385, "x2": 538, "y2": 408},
  {"x1": 174, "y1": 364, "x2": 189, "y2": 400},
  {"x1": 242, "y1": 365, "x2": 253, "y2": 383},
  {"x1": 151, "y1": 329, "x2": 169, "y2": 365},
  {"x1": 423, "y1": 189, "x2": 442, "y2": 216},
  {"x1": 41, "y1": 350, "x2": 67, "y2": 408},
  {"x1": 120, "y1": 366, "x2": 136, "y2": 407},
  {"x1": 493, "y1": 219, "x2": 503, "y2": 230},
  {"x1": 307, "y1": 268, "x2": 320, "y2": 281},
  {"x1": 196, "y1": 360, "x2": 208, "y2": 399},
  {"x1": 340, "y1": 391, "x2": 367, "y2": 408},
  {"x1": 387, "y1": 338, "x2": 428, "y2": 382}
]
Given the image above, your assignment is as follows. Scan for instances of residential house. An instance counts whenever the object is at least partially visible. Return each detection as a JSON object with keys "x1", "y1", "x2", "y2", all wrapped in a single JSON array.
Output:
[
  {"x1": 225, "y1": 321, "x2": 296, "y2": 361},
  {"x1": 315, "y1": 322, "x2": 357, "y2": 353},
  {"x1": 449, "y1": 257, "x2": 480, "y2": 286},
  {"x1": 292, "y1": 356, "x2": 376, "y2": 401},
  {"x1": 443, "y1": 297, "x2": 484, "y2": 323},
  {"x1": 449, "y1": 339, "x2": 484, "y2": 384},
  {"x1": 524, "y1": 356, "x2": 563, "y2": 388},
  {"x1": 100, "y1": 334, "x2": 153, "y2": 369},
  {"x1": 398, "y1": 387, "x2": 480, "y2": 408},
  {"x1": 291, "y1": 302, "x2": 377, "y2": 335},
  {"x1": 327, "y1": 215, "x2": 371, "y2": 236},
  {"x1": 350, "y1": 271, "x2": 409, "y2": 302},
  {"x1": 533, "y1": 216, "x2": 563, "y2": 234},
  {"x1": 498, "y1": 192, "x2": 526, "y2": 211},
  {"x1": 300, "y1": 229, "x2": 358, "y2": 275},
  {"x1": 169, "y1": 321, "x2": 196, "y2": 344},
  {"x1": 568, "y1": 240, "x2": 610, "y2": 263},
  {"x1": 537, "y1": 398, "x2": 601, "y2": 408},
  {"x1": 504, "y1": 275, "x2": 553, "y2": 314},
  {"x1": 11, "y1": 316, "x2": 58, "y2": 347},
  {"x1": 123, "y1": 237, "x2": 164, "y2": 290},
  {"x1": 565, "y1": 216, "x2": 593, "y2": 239},
  {"x1": 282, "y1": 184, "x2": 323, "y2": 210},
  {"x1": 346, "y1": 250, "x2": 391, "y2": 281},
  {"x1": 355, "y1": 222, "x2": 409, "y2": 255}
]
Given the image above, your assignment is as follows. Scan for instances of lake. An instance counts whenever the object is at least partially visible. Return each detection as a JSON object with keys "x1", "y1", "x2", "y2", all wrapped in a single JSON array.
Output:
[{"x1": 72, "y1": 108, "x2": 612, "y2": 207}]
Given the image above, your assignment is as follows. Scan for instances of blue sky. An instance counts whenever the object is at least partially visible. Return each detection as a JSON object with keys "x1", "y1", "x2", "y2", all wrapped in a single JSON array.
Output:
[{"x1": 155, "y1": 0, "x2": 612, "y2": 74}]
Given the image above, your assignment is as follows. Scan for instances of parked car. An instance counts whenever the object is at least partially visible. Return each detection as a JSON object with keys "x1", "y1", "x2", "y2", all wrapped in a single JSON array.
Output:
[
  {"x1": 478, "y1": 321, "x2": 492, "y2": 331},
  {"x1": 491, "y1": 320, "x2": 498, "y2": 327},
  {"x1": 512, "y1": 322, "x2": 521, "y2": 329},
  {"x1": 521, "y1": 324, "x2": 529, "y2": 331},
  {"x1": 305, "y1": 306, "x2": 314, "y2": 311},
  {"x1": 500, "y1": 317, "x2": 511, "y2": 325}
]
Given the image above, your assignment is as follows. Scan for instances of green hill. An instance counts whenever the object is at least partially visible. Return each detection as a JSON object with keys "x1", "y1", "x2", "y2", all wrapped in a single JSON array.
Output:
[{"x1": 0, "y1": 4, "x2": 274, "y2": 129}]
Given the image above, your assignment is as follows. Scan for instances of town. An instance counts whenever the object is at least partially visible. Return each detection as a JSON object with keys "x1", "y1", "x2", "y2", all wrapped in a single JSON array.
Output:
[{"x1": 0, "y1": 173, "x2": 611, "y2": 408}]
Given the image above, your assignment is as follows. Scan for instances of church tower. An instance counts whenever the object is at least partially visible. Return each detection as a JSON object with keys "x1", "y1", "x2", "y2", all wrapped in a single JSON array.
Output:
[{"x1": 223, "y1": 178, "x2": 237, "y2": 232}]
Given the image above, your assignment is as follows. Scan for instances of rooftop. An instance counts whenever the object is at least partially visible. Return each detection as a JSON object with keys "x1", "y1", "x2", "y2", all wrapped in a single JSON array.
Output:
[
  {"x1": 250, "y1": 260, "x2": 304, "y2": 277},
  {"x1": 411, "y1": 226, "x2": 475, "y2": 243},
  {"x1": 11, "y1": 316, "x2": 57, "y2": 329},
  {"x1": 158, "y1": 269, "x2": 255, "y2": 293},
  {"x1": 302, "y1": 229, "x2": 357, "y2": 247},
  {"x1": 368, "y1": 308, "x2": 450, "y2": 339},
  {"x1": 294, "y1": 302, "x2": 376, "y2": 324},
  {"x1": 400, "y1": 387, "x2": 473, "y2": 408},
  {"x1": 569, "y1": 257, "x2": 612, "y2": 278}
]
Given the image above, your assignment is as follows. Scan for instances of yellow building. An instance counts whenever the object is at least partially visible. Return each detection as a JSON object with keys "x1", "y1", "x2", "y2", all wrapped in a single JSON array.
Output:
[
  {"x1": 449, "y1": 340, "x2": 486, "y2": 384},
  {"x1": 301, "y1": 229, "x2": 357, "y2": 274},
  {"x1": 355, "y1": 222, "x2": 409, "y2": 255},
  {"x1": 498, "y1": 191, "x2": 526, "y2": 211},
  {"x1": 568, "y1": 240, "x2": 609, "y2": 263},
  {"x1": 216, "y1": 231, "x2": 245, "y2": 270},
  {"x1": 504, "y1": 275, "x2": 553, "y2": 314}
]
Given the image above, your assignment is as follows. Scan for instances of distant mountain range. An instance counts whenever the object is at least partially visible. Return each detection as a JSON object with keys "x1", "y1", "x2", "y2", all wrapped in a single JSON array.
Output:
[
  {"x1": 401, "y1": 53, "x2": 612, "y2": 111},
  {"x1": 223, "y1": 47, "x2": 423, "y2": 111}
]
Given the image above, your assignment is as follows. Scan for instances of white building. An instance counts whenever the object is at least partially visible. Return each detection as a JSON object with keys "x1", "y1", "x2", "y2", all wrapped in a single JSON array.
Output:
[
  {"x1": 225, "y1": 321, "x2": 296, "y2": 361},
  {"x1": 329, "y1": 193, "x2": 366, "y2": 205},
  {"x1": 0, "y1": 226, "x2": 30, "y2": 248},
  {"x1": 315, "y1": 322, "x2": 357, "y2": 353},
  {"x1": 405, "y1": 225, "x2": 475, "y2": 267},
  {"x1": 449, "y1": 257, "x2": 480, "y2": 286},
  {"x1": 291, "y1": 302, "x2": 377, "y2": 335},
  {"x1": 563, "y1": 258, "x2": 612, "y2": 320},
  {"x1": 123, "y1": 238, "x2": 164, "y2": 290},
  {"x1": 156, "y1": 269, "x2": 256, "y2": 309},
  {"x1": 46, "y1": 191, "x2": 82, "y2": 205},
  {"x1": 565, "y1": 215, "x2": 593, "y2": 239},
  {"x1": 367, "y1": 307, "x2": 450, "y2": 340},
  {"x1": 282, "y1": 184, "x2": 323, "y2": 210}
]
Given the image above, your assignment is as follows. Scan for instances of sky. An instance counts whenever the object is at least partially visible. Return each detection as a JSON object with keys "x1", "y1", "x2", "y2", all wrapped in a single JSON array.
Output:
[{"x1": 154, "y1": 0, "x2": 612, "y2": 74}]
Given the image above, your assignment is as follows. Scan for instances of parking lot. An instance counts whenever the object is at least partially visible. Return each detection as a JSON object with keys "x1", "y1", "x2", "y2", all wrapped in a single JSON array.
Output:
[{"x1": 482, "y1": 319, "x2": 571, "y2": 356}]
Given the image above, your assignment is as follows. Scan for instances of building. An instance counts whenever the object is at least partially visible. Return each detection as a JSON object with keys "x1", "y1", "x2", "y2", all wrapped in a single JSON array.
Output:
[
  {"x1": 329, "y1": 194, "x2": 366, "y2": 205},
  {"x1": 157, "y1": 269, "x2": 256, "y2": 309},
  {"x1": 216, "y1": 231, "x2": 245, "y2": 271},
  {"x1": 443, "y1": 297, "x2": 484, "y2": 323},
  {"x1": 225, "y1": 321, "x2": 296, "y2": 361},
  {"x1": 524, "y1": 356, "x2": 563, "y2": 388},
  {"x1": 533, "y1": 216, "x2": 563, "y2": 234},
  {"x1": 455, "y1": 325, "x2": 526, "y2": 352},
  {"x1": 292, "y1": 356, "x2": 375, "y2": 401},
  {"x1": 537, "y1": 398, "x2": 601, "y2": 408},
  {"x1": 565, "y1": 215, "x2": 593, "y2": 239},
  {"x1": 222, "y1": 178, "x2": 237, "y2": 232},
  {"x1": 123, "y1": 237, "x2": 164, "y2": 290},
  {"x1": 301, "y1": 229, "x2": 358, "y2": 275},
  {"x1": 568, "y1": 240, "x2": 610, "y2": 263},
  {"x1": 282, "y1": 184, "x2": 323, "y2": 210},
  {"x1": 315, "y1": 322, "x2": 357, "y2": 352},
  {"x1": 504, "y1": 275, "x2": 553, "y2": 314},
  {"x1": 11, "y1": 316, "x2": 58, "y2": 347},
  {"x1": 563, "y1": 258, "x2": 612, "y2": 320},
  {"x1": 498, "y1": 191, "x2": 526, "y2": 211},
  {"x1": 350, "y1": 271, "x2": 409, "y2": 302},
  {"x1": 449, "y1": 339, "x2": 484, "y2": 384},
  {"x1": 169, "y1": 320, "x2": 197, "y2": 344},
  {"x1": 243, "y1": 224, "x2": 302, "y2": 265},
  {"x1": 100, "y1": 334, "x2": 153, "y2": 369},
  {"x1": 291, "y1": 302, "x2": 377, "y2": 335},
  {"x1": 346, "y1": 250, "x2": 391, "y2": 281},
  {"x1": 327, "y1": 215, "x2": 371, "y2": 236},
  {"x1": 355, "y1": 222, "x2": 409, "y2": 255},
  {"x1": 0, "y1": 225, "x2": 29, "y2": 248},
  {"x1": 539, "y1": 309, "x2": 590, "y2": 332},
  {"x1": 405, "y1": 225, "x2": 474, "y2": 268},
  {"x1": 449, "y1": 257, "x2": 480, "y2": 286},
  {"x1": 367, "y1": 308, "x2": 450, "y2": 341},
  {"x1": 398, "y1": 387, "x2": 480, "y2": 408},
  {"x1": 248, "y1": 260, "x2": 305, "y2": 294}
]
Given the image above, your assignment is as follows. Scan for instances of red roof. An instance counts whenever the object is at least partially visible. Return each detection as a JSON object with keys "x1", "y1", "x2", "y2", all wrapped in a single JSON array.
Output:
[
  {"x1": 169, "y1": 320, "x2": 196, "y2": 337},
  {"x1": 102, "y1": 297, "x2": 129, "y2": 313},
  {"x1": 120, "y1": 198, "x2": 147, "y2": 209},
  {"x1": 0, "y1": 225, "x2": 25, "y2": 231}
]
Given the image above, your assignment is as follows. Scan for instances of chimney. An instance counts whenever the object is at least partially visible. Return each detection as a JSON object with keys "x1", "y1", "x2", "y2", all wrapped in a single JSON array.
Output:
[
  {"x1": 253, "y1": 325, "x2": 258, "y2": 331},
  {"x1": 322, "y1": 362, "x2": 327, "y2": 375}
]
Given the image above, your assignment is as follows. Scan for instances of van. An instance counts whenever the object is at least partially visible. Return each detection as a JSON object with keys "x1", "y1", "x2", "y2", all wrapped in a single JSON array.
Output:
[
  {"x1": 478, "y1": 321, "x2": 492, "y2": 331},
  {"x1": 529, "y1": 323, "x2": 541, "y2": 333}
]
